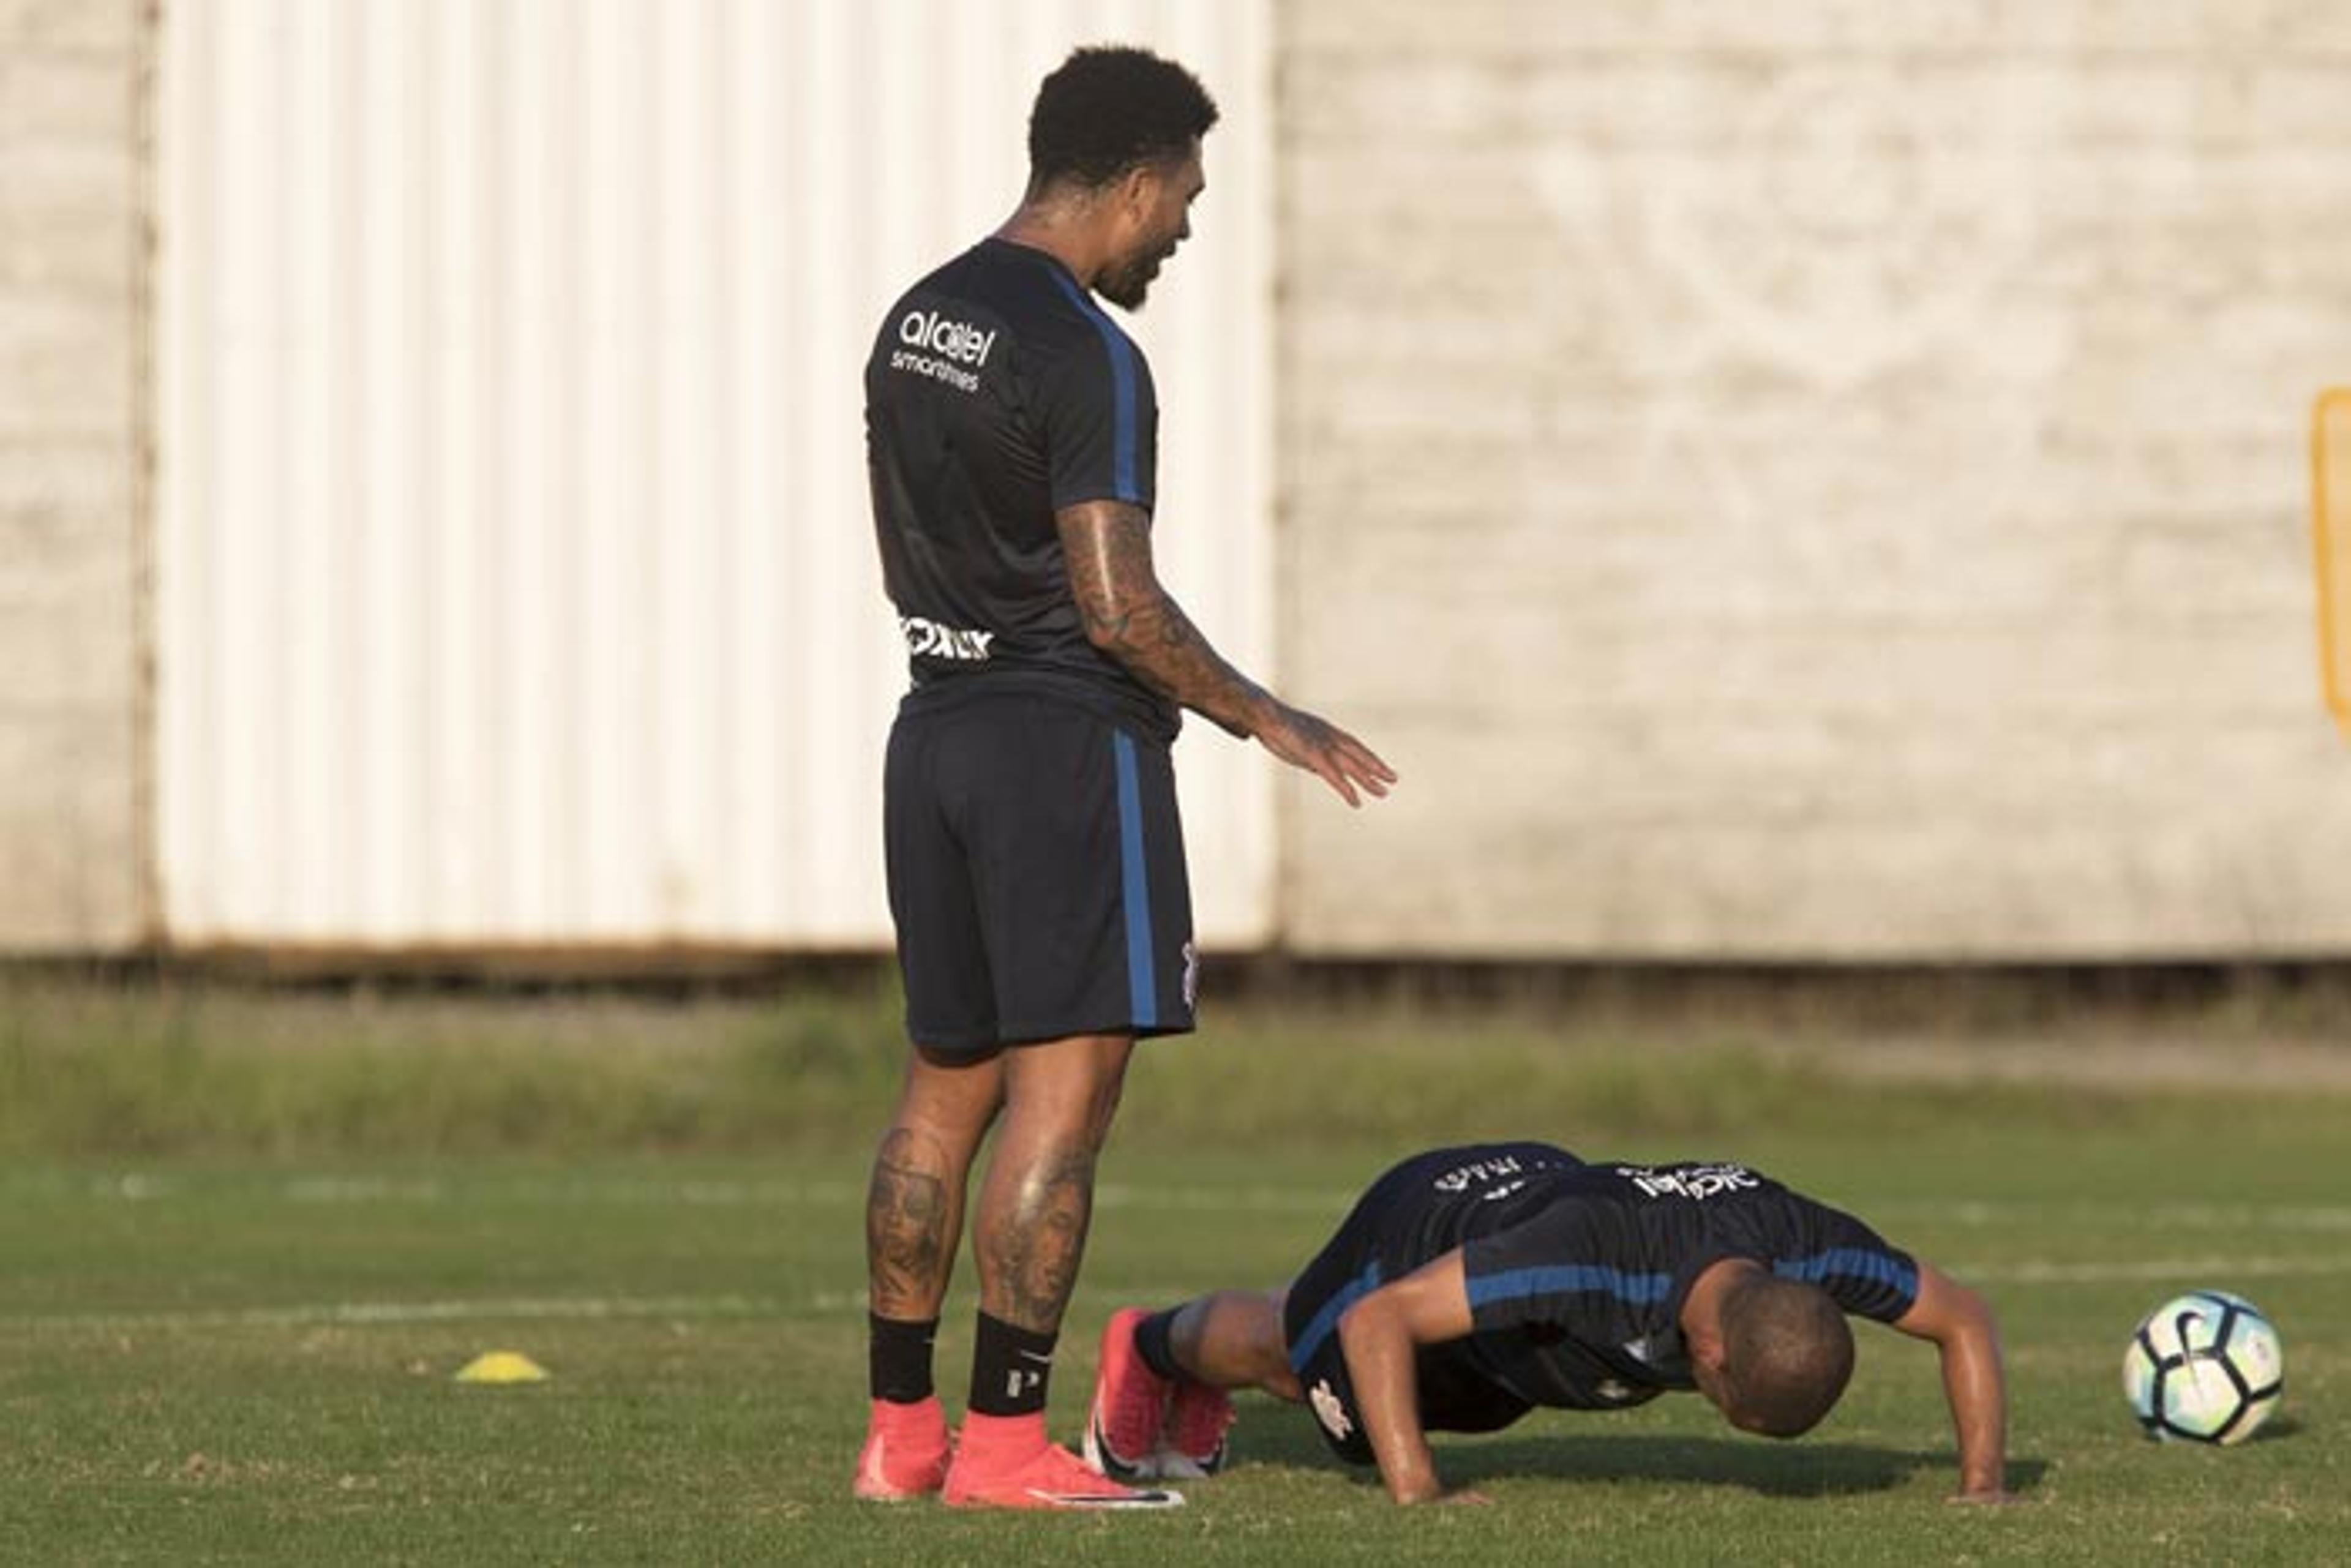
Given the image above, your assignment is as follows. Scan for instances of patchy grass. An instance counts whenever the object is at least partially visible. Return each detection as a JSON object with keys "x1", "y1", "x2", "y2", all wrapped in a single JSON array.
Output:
[
  {"x1": 0, "y1": 973, "x2": 2345, "y2": 1561},
  {"x1": 2, "y1": 970, "x2": 2347, "y2": 1158},
  {"x1": 1, "y1": 1135, "x2": 2345, "y2": 1564}
]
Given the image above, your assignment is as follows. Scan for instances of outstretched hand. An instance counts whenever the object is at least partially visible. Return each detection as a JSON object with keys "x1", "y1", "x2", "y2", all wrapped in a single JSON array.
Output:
[{"x1": 1254, "y1": 703, "x2": 1396, "y2": 807}]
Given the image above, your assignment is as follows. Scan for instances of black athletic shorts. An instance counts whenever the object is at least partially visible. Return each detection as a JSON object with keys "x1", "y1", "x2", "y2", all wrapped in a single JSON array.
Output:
[
  {"x1": 1281, "y1": 1146, "x2": 1572, "y2": 1465},
  {"x1": 883, "y1": 686, "x2": 1196, "y2": 1056}
]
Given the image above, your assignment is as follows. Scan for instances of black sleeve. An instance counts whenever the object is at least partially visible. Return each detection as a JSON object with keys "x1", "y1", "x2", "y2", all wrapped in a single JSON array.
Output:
[
  {"x1": 1771, "y1": 1199, "x2": 1920, "y2": 1324},
  {"x1": 1041, "y1": 326, "x2": 1157, "y2": 514}
]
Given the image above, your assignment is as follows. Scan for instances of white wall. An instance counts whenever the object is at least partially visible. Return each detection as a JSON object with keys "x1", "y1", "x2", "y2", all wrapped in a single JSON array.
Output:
[
  {"x1": 0, "y1": 0, "x2": 146, "y2": 950},
  {"x1": 155, "y1": 0, "x2": 1277, "y2": 949},
  {"x1": 31, "y1": 0, "x2": 2351, "y2": 963},
  {"x1": 1279, "y1": 0, "x2": 2351, "y2": 958}
]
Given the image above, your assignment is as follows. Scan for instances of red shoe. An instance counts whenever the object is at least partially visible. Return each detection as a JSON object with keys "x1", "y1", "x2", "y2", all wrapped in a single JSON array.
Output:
[
  {"x1": 853, "y1": 1396, "x2": 951, "y2": 1502},
  {"x1": 1157, "y1": 1378, "x2": 1235, "y2": 1479},
  {"x1": 945, "y1": 1411, "x2": 1183, "y2": 1510},
  {"x1": 1084, "y1": 1307, "x2": 1173, "y2": 1482}
]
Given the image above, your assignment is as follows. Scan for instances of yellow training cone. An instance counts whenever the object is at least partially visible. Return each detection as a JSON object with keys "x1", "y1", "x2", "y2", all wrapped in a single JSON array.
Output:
[{"x1": 455, "y1": 1351, "x2": 549, "y2": 1384}]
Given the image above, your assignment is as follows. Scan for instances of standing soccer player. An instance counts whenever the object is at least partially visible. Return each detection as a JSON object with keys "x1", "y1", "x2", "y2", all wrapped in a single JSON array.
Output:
[{"x1": 855, "y1": 47, "x2": 1395, "y2": 1511}]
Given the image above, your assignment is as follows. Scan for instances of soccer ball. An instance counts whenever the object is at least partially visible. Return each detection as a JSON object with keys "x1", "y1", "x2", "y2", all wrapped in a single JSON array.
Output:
[{"x1": 2122, "y1": 1289, "x2": 2284, "y2": 1444}]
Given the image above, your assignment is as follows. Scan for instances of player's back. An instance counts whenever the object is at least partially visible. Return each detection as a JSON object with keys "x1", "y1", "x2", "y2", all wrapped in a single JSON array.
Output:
[
  {"x1": 864, "y1": 236, "x2": 1172, "y2": 740},
  {"x1": 1353, "y1": 1142, "x2": 1596, "y2": 1264}
]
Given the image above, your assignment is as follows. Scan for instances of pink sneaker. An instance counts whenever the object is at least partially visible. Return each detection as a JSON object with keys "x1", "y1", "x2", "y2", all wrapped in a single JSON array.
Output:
[
  {"x1": 853, "y1": 1396, "x2": 951, "y2": 1502},
  {"x1": 945, "y1": 1411, "x2": 1183, "y2": 1510},
  {"x1": 1157, "y1": 1378, "x2": 1235, "y2": 1479},
  {"x1": 1084, "y1": 1307, "x2": 1173, "y2": 1482}
]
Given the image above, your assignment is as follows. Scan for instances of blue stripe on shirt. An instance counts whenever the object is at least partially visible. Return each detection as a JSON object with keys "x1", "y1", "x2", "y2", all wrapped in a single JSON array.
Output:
[
  {"x1": 1047, "y1": 269, "x2": 1139, "y2": 503},
  {"x1": 1774, "y1": 1248, "x2": 1919, "y2": 1305},
  {"x1": 1466, "y1": 1264, "x2": 1675, "y2": 1312}
]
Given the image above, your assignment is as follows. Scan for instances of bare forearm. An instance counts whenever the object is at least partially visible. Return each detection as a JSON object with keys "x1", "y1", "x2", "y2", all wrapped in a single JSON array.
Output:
[
  {"x1": 1059, "y1": 499, "x2": 1265, "y2": 737},
  {"x1": 1082, "y1": 583, "x2": 1268, "y2": 738},
  {"x1": 1895, "y1": 1264, "x2": 2017, "y2": 1504},
  {"x1": 1942, "y1": 1329, "x2": 2009, "y2": 1496},
  {"x1": 1057, "y1": 500, "x2": 1395, "y2": 804},
  {"x1": 1339, "y1": 1305, "x2": 1444, "y2": 1504}
]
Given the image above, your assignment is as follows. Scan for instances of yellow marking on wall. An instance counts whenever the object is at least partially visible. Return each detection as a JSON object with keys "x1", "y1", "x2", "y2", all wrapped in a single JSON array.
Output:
[{"x1": 2317, "y1": 389, "x2": 2351, "y2": 739}]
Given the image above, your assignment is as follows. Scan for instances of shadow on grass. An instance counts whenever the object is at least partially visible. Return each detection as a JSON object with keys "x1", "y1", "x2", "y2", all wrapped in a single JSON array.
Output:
[
  {"x1": 2240, "y1": 1414, "x2": 2302, "y2": 1444},
  {"x1": 1234, "y1": 1412, "x2": 2049, "y2": 1498},
  {"x1": 1441, "y1": 1435, "x2": 2049, "y2": 1497}
]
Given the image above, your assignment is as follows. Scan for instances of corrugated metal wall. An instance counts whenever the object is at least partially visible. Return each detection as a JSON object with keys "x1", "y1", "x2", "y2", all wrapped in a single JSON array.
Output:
[{"x1": 156, "y1": 0, "x2": 1275, "y2": 949}]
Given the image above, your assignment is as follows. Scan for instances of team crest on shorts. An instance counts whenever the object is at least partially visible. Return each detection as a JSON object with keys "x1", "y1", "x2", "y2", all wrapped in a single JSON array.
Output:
[{"x1": 1309, "y1": 1379, "x2": 1353, "y2": 1441}]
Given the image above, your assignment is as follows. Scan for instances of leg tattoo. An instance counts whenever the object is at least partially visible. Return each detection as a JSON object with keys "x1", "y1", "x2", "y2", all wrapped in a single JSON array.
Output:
[
  {"x1": 866, "y1": 1128, "x2": 955, "y2": 1319},
  {"x1": 980, "y1": 1145, "x2": 1097, "y2": 1334}
]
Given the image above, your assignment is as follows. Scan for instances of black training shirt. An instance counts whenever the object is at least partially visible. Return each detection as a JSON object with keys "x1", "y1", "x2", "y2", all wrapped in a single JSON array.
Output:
[
  {"x1": 865, "y1": 236, "x2": 1174, "y2": 741},
  {"x1": 1308, "y1": 1144, "x2": 1920, "y2": 1433}
]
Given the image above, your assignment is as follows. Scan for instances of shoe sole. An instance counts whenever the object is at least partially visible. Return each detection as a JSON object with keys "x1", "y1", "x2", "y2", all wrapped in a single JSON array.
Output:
[
  {"x1": 1083, "y1": 1404, "x2": 1161, "y2": 1483},
  {"x1": 854, "y1": 1445, "x2": 948, "y2": 1502},
  {"x1": 944, "y1": 1484, "x2": 1184, "y2": 1510},
  {"x1": 853, "y1": 1469, "x2": 947, "y2": 1502},
  {"x1": 1148, "y1": 1441, "x2": 1228, "y2": 1480}
]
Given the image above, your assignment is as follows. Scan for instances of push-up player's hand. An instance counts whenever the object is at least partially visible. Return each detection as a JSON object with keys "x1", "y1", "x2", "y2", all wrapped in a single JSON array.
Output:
[{"x1": 1947, "y1": 1487, "x2": 2024, "y2": 1507}]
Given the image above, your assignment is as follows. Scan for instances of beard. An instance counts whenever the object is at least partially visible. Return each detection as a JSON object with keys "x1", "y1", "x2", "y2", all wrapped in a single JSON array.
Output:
[{"x1": 1098, "y1": 240, "x2": 1175, "y2": 310}]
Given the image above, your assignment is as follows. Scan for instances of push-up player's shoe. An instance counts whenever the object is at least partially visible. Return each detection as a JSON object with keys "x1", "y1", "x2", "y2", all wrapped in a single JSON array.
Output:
[
  {"x1": 1157, "y1": 1378, "x2": 1235, "y2": 1479},
  {"x1": 1084, "y1": 1307, "x2": 1173, "y2": 1482},
  {"x1": 852, "y1": 1395, "x2": 951, "y2": 1501},
  {"x1": 945, "y1": 1411, "x2": 1183, "y2": 1510}
]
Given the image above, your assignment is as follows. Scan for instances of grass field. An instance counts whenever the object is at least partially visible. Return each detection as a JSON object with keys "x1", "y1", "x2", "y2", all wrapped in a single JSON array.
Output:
[{"x1": 1, "y1": 975, "x2": 2347, "y2": 1563}]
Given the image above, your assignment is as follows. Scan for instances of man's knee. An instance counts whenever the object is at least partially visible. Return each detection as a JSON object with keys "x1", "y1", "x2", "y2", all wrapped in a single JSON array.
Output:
[
  {"x1": 1004, "y1": 1033, "x2": 1135, "y2": 1141},
  {"x1": 892, "y1": 1046, "x2": 1004, "y2": 1133}
]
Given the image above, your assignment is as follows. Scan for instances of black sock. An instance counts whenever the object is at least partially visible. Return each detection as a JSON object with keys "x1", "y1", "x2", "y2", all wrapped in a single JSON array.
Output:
[
  {"x1": 1134, "y1": 1308, "x2": 1186, "y2": 1382},
  {"x1": 869, "y1": 1313, "x2": 939, "y2": 1404},
  {"x1": 968, "y1": 1312, "x2": 1057, "y2": 1418}
]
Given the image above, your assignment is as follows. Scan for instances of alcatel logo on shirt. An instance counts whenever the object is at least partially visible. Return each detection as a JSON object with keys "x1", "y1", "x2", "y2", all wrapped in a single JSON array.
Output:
[{"x1": 898, "y1": 309, "x2": 998, "y2": 367}]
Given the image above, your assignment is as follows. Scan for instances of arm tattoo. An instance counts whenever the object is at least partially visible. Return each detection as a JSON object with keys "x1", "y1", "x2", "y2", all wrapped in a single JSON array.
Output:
[{"x1": 1060, "y1": 501, "x2": 1267, "y2": 738}]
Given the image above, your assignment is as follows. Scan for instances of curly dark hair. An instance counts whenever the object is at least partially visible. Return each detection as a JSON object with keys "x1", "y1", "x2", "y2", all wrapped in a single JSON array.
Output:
[{"x1": 1027, "y1": 45, "x2": 1219, "y2": 194}]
